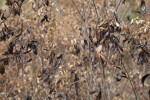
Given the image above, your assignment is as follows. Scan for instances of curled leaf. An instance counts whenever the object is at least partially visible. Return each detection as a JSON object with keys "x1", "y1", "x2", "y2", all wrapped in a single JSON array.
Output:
[
  {"x1": 122, "y1": 0, "x2": 126, "y2": 4},
  {"x1": 96, "y1": 90, "x2": 102, "y2": 100},
  {"x1": 141, "y1": 74, "x2": 150, "y2": 86},
  {"x1": 116, "y1": 73, "x2": 123, "y2": 81},
  {"x1": 114, "y1": 11, "x2": 119, "y2": 23},
  {"x1": 138, "y1": 50, "x2": 149, "y2": 64},
  {"x1": 116, "y1": 72, "x2": 127, "y2": 82},
  {"x1": 27, "y1": 58, "x2": 32, "y2": 62},
  {"x1": 57, "y1": 53, "x2": 63, "y2": 59},
  {"x1": 27, "y1": 25, "x2": 31, "y2": 33},
  {"x1": 90, "y1": 90, "x2": 97, "y2": 94},
  {"x1": 73, "y1": 43, "x2": 80, "y2": 55},
  {"x1": 45, "y1": 0, "x2": 49, "y2": 6},
  {"x1": 140, "y1": 0, "x2": 146, "y2": 12},
  {"x1": 83, "y1": 40, "x2": 89, "y2": 50},
  {"x1": 0, "y1": 58, "x2": 9, "y2": 74},
  {"x1": 41, "y1": 15, "x2": 49, "y2": 22},
  {"x1": 74, "y1": 72, "x2": 79, "y2": 95},
  {"x1": 27, "y1": 41, "x2": 38, "y2": 55},
  {"x1": 0, "y1": 64, "x2": 5, "y2": 74},
  {"x1": 48, "y1": 50, "x2": 55, "y2": 65}
]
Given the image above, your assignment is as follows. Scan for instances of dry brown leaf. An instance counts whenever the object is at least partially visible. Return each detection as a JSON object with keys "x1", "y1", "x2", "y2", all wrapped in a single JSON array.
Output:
[{"x1": 122, "y1": 22, "x2": 130, "y2": 34}]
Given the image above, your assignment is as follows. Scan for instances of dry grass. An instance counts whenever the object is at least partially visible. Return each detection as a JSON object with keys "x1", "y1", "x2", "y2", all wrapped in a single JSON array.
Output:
[{"x1": 0, "y1": 0, "x2": 149, "y2": 100}]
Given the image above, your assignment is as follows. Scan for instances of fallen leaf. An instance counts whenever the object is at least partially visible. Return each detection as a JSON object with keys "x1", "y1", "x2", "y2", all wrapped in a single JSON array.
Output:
[{"x1": 141, "y1": 74, "x2": 150, "y2": 86}]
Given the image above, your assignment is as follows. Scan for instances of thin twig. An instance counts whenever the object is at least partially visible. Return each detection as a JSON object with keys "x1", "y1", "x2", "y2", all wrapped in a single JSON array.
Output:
[
  {"x1": 112, "y1": 0, "x2": 123, "y2": 21},
  {"x1": 71, "y1": 0, "x2": 85, "y2": 21},
  {"x1": 115, "y1": 0, "x2": 123, "y2": 11},
  {"x1": 92, "y1": 0, "x2": 100, "y2": 42},
  {"x1": 92, "y1": 0, "x2": 99, "y2": 21},
  {"x1": 121, "y1": 60, "x2": 137, "y2": 100}
]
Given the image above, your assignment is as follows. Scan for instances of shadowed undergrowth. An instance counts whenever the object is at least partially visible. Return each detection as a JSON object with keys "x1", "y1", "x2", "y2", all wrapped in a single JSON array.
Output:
[{"x1": 0, "y1": 0, "x2": 149, "y2": 100}]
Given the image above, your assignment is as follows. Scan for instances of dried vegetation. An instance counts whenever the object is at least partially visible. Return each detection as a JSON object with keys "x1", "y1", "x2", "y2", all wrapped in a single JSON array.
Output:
[{"x1": 0, "y1": 0, "x2": 149, "y2": 100}]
